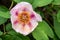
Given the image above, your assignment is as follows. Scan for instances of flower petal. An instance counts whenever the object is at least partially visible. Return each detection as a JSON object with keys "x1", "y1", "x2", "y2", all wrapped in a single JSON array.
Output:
[
  {"x1": 10, "y1": 2, "x2": 33, "y2": 17},
  {"x1": 10, "y1": 8, "x2": 23, "y2": 16},
  {"x1": 11, "y1": 15, "x2": 17, "y2": 24},
  {"x1": 36, "y1": 13, "x2": 42, "y2": 22},
  {"x1": 30, "y1": 20, "x2": 38, "y2": 32},
  {"x1": 22, "y1": 25, "x2": 31, "y2": 35},
  {"x1": 12, "y1": 23, "x2": 31, "y2": 36},
  {"x1": 12, "y1": 23, "x2": 23, "y2": 34},
  {"x1": 10, "y1": 2, "x2": 33, "y2": 13},
  {"x1": 31, "y1": 11, "x2": 42, "y2": 22},
  {"x1": 21, "y1": 20, "x2": 38, "y2": 36},
  {"x1": 12, "y1": 20, "x2": 38, "y2": 36}
]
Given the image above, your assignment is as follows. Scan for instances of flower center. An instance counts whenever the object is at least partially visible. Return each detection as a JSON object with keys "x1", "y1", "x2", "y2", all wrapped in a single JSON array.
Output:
[{"x1": 17, "y1": 11, "x2": 30, "y2": 24}]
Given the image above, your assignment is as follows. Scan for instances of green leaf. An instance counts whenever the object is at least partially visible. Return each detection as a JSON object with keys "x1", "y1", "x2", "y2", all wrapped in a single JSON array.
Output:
[
  {"x1": 0, "y1": 38, "x2": 2, "y2": 40},
  {"x1": 23, "y1": 0, "x2": 34, "y2": 4},
  {"x1": 53, "y1": 0, "x2": 60, "y2": 5},
  {"x1": 53, "y1": 35, "x2": 59, "y2": 40},
  {"x1": 6, "y1": 23, "x2": 12, "y2": 31},
  {"x1": 54, "y1": 16, "x2": 60, "y2": 38},
  {"x1": 32, "y1": 29, "x2": 49, "y2": 40},
  {"x1": 0, "y1": 6, "x2": 10, "y2": 18},
  {"x1": 38, "y1": 21, "x2": 54, "y2": 38},
  {"x1": 13, "y1": 0, "x2": 22, "y2": 3},
  {"x1": 13, "y1": 0, "x2": 33, "y2": 4},
  {"x1": 0, "y1": 17, "x2": 7, "y2": 25},
  {"x1": 32, "y1": 21, "x2": 54, "y2": 39},
  {"x1": 32, "y1": 0, "x2": 53, "y2": 8},
  {"x1": 8, "y1": 30, "x2": 30, "y2": 40},
  {"x1": 57, "y1": 10, "x2": 60, "y2": 22},
  {"x1": 18, "y1": 35, "x2": 30, "y2": 40},
  {"x1": 0, "y1": 31, "x2": 3, "y2": 36},
  {"x1": 3, "y1": 35, "x2": 22, "y2": 40},
  {"x1": 8, "y1": 30, "x2": 18, "y2": 36}
]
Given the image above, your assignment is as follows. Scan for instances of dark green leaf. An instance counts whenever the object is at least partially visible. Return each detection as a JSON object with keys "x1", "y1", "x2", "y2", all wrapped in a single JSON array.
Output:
[
  {"x1": 8, "y1": 30, "x2": 18, "y2": 36},
  {"x1": 0, "y1": 6, "x2": 10, "y2": 18},
  {"x1": 0, "y1": 31, "x2": 3, "y2": 36},
  {"x1": 53, "y1": 0, "x2": 60, "y2": 5},
  {"x1": 17, "y1": 34, "x2": 30, "y2": 40},
  {"x1": 3, "y1": 35, "x2": 22, "y2": 40},
  {"x1": 32, "y1": 0, "x2": 53, "y2": 8},
  {"x1": 54, "y1": 16, "x2": 60, "y2": 38},
  {"x1": 0, "y1": 17, "x2": 7, "y2": 25},
  {"x1": 6, "y1": 23, "x2": 12, "y2": 31},
  {"x1": 57, "y1": 10, "x2": 60, "y2": 22},
  {"x1": 53, "y1": 35, "x2": 59, "y2": 40},
  {"x1": 8, "y1": 30, "x2": 30, "y2": 40}
]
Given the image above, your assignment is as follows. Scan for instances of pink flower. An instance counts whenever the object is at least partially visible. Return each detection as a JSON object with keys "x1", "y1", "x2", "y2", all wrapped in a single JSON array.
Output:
[{"x1": 10, "y1": 2, "x2": 42, "y2": 36}]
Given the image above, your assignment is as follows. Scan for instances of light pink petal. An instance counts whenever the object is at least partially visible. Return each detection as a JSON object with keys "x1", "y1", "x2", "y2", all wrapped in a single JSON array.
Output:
[
  {"x1": 14, "y1": 2, "x2": 33, "y2": 11},
  {"x1": 21, "y1": 25, "x2": 31, "y2": 36},
  {"x1": 21, "y1": 20, "x2": 38, "y2": 35},
  {"x1": 12, "y1": 23, "x2": 23, "y2": 34},
  {"x1": 11, "y1": 15, "x2": 17, "y2": 24},
  {"x1": 30, "y1": 20, "x2": 38, "y2": 32},
  {"x1": 12, "y1": 20, "x2": 38, "y2": 36},
  {"x1": 36, "y1": 13, "x2": 42, "y2": 22},
  {"x1": 10, "y1": 9, "x2": 18, "y2": 15},
  {"x1": 10, "y1": 8, "x2": 23, "y2": 16},
  {"x1": 12, "y1": 23, "x2": 31, "y2": 36},
  {"x1": 10, "y1": 2, "x2": 34, "y2": 18},
  {"x1": 31, "y1": 11, "x2": 42, "y2": 22}
]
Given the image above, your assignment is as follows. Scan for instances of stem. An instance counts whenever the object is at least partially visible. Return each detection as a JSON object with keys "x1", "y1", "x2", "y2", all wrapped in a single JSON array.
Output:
[{"x1": 9, "y1": 1, "x2": 14, "y2": 10}]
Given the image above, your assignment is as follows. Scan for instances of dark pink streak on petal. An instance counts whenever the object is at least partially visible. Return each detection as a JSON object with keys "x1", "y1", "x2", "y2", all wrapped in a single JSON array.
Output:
[
  {"x1": 22, "y1": 24, "x2": 25, "y2": 27},
  {"x1": 15, "y1": 11, "x2": 18, "y2": 16},
  {"x1": 30, "y1": 13, "x2": 35, "y2": 18},
  {"x1": 28, "y1": 22, "x2": 32, "y2": 29},
  {"x1": 13, "y1": 20, "x2": 18, "y2": 25},
  {"x1": 23, "y1": 8, "x2": 27, "y2": 11}
]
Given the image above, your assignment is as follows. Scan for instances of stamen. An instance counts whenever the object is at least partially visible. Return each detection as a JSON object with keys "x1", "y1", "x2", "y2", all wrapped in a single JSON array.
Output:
[{"x1": 17, "y1": 11, "x2": 30, "y2": 24}]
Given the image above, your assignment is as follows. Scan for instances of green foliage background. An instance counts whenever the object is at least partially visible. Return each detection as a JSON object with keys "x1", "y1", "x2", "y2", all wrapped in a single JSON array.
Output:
[{"x1": 0, "y1": 0, "x2": 60, "y2": 40}]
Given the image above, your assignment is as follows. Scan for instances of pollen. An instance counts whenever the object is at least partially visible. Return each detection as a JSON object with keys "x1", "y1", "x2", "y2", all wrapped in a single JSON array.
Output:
[{"x1": 17, "y1": 11, "x2": 30, "y2": 24}]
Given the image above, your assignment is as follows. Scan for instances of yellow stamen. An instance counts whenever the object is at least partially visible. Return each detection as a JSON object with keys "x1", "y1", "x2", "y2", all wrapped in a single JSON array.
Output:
[{"x1": 17, "y1": 11, "x2": 30, "y2": 24}]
